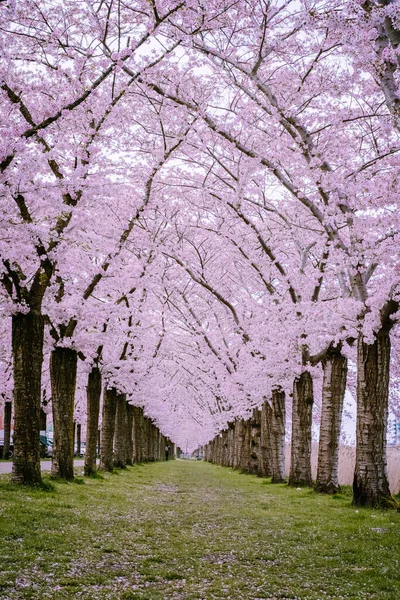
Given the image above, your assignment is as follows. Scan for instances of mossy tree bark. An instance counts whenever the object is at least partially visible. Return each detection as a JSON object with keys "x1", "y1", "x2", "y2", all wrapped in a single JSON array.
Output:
[
  {"x1": 50, "y1": 347, "x2": 77, "y2": 481},
  {"x1": 152, "y1": 424, "x2": 159, "y2": 460},
  {"x1": 11, "y1": 312, "x2": 44, "y2": 485},
  {"x1": 159, "y1": 434, "x2": 165, "y2": 461},
  {"x1": 40, "y1": 408, "x2": 47, "y2": 431},
  {"x1": 147, "y1": 418, "x2": 154, "y2": 461},
  {"x1": 2, "y1": 401, "x2": 12, "y2": 460},
  {"x1": 227, "y1": 422, "x2": 234, "y2": 467},
  {"x1": 99, "y1": 387, "x2": 117, "y2": 472},
  {"x1": 142, "y1": 413, "x2": 148, "y2": 461},
  {"x1": 240, "y1": 419, "x2": 251, "y2": 472},
  {"x1": 315, "y1": 347, "x2": 347, "y2": 494},
  {"x1": 249, "y1": 409, "x2": 261, "y2": 475},
  {"x1": 289, "y1": 371, "x2": 313, "y2": 487},
  {"x1": 133, "y1": 406, "x2": 143, "y2": 463},
  {"x1": 84, "y1": 365, "x2": 102, "y2": 476},
  {"x1": 233, "y1": 419, "x2": 244, "y2": 470},
  {"x1": 146, "y1": 419, "x2": 153, "y2": 461},
  {"x1": 114, "y1": 393, "x2": 127, "y2": 468},
  {"x1": 126, "y1": 403, "x2": 134, "y2": 466},
  {"x1": 224, "y1": 428, "x2": 230, "y2": 466},
  {"x1": 260, "y1": 400, "x2": 272, "y2": 478},
  {"x1": 132, "y1": 407, "x2": 137, "y2": 463},
  {"x1": 270, "y1": 388, "x2": 286, "y2": 483},
  {"x1": 353, "y1": 326, "x2": 393, "y2": 507}
]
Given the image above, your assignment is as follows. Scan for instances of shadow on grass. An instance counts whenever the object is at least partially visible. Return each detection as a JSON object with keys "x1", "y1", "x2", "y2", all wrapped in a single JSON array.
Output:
[
  {"x1": 0, "y1": 476, "x2": 56, "y2": 493},
  {"x1": 85, "y1": 470, "x2": 105, "y2": 480},
  {"x1": 72, "y1": 477, "x2": 85, "y2": 485}
]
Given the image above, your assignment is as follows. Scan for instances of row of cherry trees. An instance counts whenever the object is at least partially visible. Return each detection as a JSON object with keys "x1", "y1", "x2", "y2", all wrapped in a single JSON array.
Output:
[{"x1": 0, "y1": 0, "x2": 399, "y2": 506}]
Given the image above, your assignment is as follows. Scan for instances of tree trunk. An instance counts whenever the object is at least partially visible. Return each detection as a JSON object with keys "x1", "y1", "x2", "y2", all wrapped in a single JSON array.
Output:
[
  {"x1": 40, "y1": 408, "x2": 47, "y2": 431},
  {"x1": 151, "y1": 426, "x2": 157, "y2": 462},
  {"x1": 270, "y1": 388, "x2": 286, "y2": 483},
  {"x1": 76, "y1": 424, "x2": 81, "y2": 457},
  {"x1": 126, "y1": 403, "x2": 134, "y2": 466},
  {"x1": 137, "y1": 408, "x2": 145, "y2": 462},
  {"x1": 169, "y1": 440, "x2": 174, "y2": 460},
  {"x1": 133, "y1": 407, "x2": 141, "y2": 462},
  {"x1": 353, "y1": 330, "x2": 392, "y2": 507},
  {"x1": 11, "y1": 312, "x2": 44, "y2": 485},
  {"x1": 315, "y1": 347, "x2": 347, "y2": 494},
  {"x1": 227, "y1": 422, "x2": 234, "y2": 467},
  {"x1": 50, "y1": 347, "x2": 77, "y2": 481},
  {"x1": 99, "y1": 387, "x2": 117, "y2": 472},
  {"x1": 260, "y1": 401, "x2": 272, "y2": 478},
  {"x1": 289, "y1": 371, "x2": 313, "y2": 487},
  {"x1": 249, "y1": 409, "x2": 261, "y2": 475},
  {"x1": 240, "y1": 419, "x2": 251, "y2": 472},
  {"x1": 233, "y1": 419, "x2": 243, "y2": 469},
  {"x1": 2, "y1": 401, "x2": 12, "y2": 460},
  {"x1": 147, "y1": 420, "x2": 153, "y2": 461},
  {"x1": 114, "y1": 393, "x2": 127, "y2": 468},
  {"x1": 84, "y1": 366, "x2": 102, "y2": 476},
  {"x1": 132, "y1": 407, "x2": 138, "y2": 463},
  {"x1": 145, "y1": 417, "x2": 152, "y2": 461}
]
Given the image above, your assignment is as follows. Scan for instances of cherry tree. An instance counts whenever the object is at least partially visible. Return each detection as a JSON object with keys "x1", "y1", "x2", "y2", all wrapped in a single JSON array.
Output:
[{"x1": 0, "y1": 0, "x2": 206, "y2": 484}]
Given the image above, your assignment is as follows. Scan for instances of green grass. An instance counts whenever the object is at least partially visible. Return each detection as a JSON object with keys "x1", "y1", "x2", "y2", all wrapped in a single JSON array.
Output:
[{"x1": 0, "y1": 461, "x2": 399, "y2": 599}]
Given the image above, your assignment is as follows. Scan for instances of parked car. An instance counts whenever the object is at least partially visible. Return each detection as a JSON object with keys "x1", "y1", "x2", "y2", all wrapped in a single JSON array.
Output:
[
  {"x1": 1, "y1": 432, "x2": 52, "y2": 459},
  {"x1": 40, "y1": 434, "x2": 53, "y2": 458}
]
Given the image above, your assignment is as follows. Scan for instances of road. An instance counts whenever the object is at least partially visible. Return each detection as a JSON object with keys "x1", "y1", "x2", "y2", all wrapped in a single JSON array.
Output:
[{"x1": 0, "y1": 459, "x2": 91, "y2": 474}]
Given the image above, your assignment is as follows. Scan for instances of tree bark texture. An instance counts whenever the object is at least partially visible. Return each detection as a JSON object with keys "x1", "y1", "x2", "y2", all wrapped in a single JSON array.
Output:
[
  {"x1": 126, "y1": 403, "x2": 134, "y2": 465},
  {"x1": 249, "y1": 409, "x2": 261, "y2": 475},
  {"x1": 153, "y1": 429, "x2": 158, "y2": 461},
  {"x1": 84, "y1": 366, "x2": 102, "y2": 476},
  {"x1": 160, "y1": 434, "x2": 166, "y2": 460},
  {"x1": 233, "y1": 419, "x2": 244, "y2": 470},
  {"x1": 131, "y1": 407, "x2": 137, "y2": 463},
  {"x1": 143, "y1": 417, "x2": 150, "y2": 461},
  {"x1": 40, "y1": 408, "x2": 47, "y2": 431},
  {"x1": 289, "y1": 371, "x2": 313, "y2": 487},
  {"x1": 353, "y1": 330, "x2": 392, "y2": 507},
  {"x1": 146, "y1": 418, "x2": 153, "y2": 461},
  {"x1": 315, "y1": 348, "x2": 347, "y2": 494},
  {"x1": 227, "y1": 423, "x2": 234, "y2": 467},
  {"x1": 270, "y1": 389, "x2": 286, "y2": 483},
  {"x1": 99, "y1": 387, "x2": 117, "y2": 472},
  {"x1": 11, "y1": 312, "x2": 44, "y2": 485},
  {"x1": 133, "y1": 406, "x2": 144, "y2": 463},
  {"x1": 260, "y1": 401, "x2": 272, "y2": 478},
  {"x1": 50, "y1": 347, "x2": 78, "y2": 481},
  {"x1": 114, "y1": 393, "x2": 127, "y2": 468},
  {"x1": 239, "y1": 420, "x2": 251, "y2": 472},
  {"x1": 2, "y1": 401, "x2": 12, "y2": 460},
  {"x1": 223, "y1": 428, "x2": 230, "y2": 466},
  {"x1": 169, "y1": 440, "x2": 175, "y2": 459}
]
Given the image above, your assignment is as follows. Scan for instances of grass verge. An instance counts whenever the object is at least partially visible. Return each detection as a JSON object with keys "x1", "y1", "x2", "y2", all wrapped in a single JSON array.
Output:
[{"x1": 0, "y1": 460, "x2": 399, "y2": 599}]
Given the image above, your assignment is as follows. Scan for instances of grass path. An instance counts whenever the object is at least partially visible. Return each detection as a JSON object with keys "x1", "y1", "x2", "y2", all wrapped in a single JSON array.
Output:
[{"x1": 1, "y1": 460, "x2": 399, "y2": 599}]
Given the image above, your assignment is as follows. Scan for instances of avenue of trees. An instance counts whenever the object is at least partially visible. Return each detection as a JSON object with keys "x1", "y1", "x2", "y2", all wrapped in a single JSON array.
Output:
[{"x1": 0, "y1": 0, "x2": 399, "y2": 507}]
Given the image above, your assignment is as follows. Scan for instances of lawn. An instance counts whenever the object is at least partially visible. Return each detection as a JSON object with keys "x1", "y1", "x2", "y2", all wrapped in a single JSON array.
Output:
[{"x1": 0, "y1": 460, "x2": 399, "y2": 599}]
